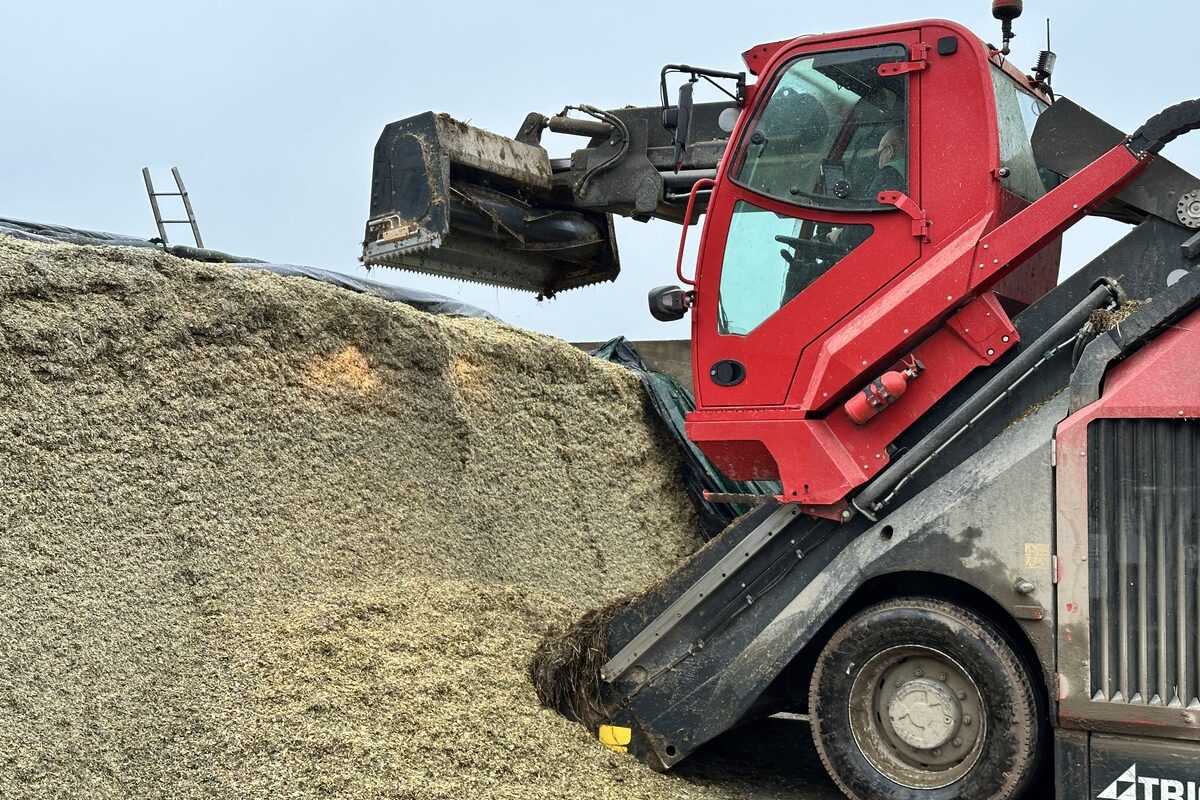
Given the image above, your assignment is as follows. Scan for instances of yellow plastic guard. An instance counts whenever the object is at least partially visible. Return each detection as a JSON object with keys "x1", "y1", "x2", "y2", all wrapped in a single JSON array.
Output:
[{"x1": 597, "y1": 724, "x2": 632, "y2": 753}]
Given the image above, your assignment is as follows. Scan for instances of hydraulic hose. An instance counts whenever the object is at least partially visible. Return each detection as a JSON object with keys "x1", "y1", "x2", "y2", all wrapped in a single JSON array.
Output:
[{"x1": 1126, "y1": 99, "x2": 1200, "y2": 157}]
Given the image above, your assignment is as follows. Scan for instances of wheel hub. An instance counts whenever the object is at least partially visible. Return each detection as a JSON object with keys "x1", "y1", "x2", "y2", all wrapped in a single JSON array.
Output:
[
  {"x1": 887, "y1": 678, "x2": 961, "y2": 750},
  {"x1": 1178, "y1": 190, "x2": 1200, "y2": 229},
  {"x1": 849, "y1": 646, "x2": 988, "y2": 790}
]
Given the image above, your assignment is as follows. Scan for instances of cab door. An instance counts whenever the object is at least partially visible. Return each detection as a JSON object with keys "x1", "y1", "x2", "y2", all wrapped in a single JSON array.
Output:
[{"x1": 692, "y1": 32, "x2": 923, "y2": 409}]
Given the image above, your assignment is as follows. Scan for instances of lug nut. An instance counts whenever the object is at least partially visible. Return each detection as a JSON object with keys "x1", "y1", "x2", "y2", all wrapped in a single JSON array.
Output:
[
  {"x1": 957, "y1": 690, "x2": 967, "y2": 700},
  {"x1": 963, "y1": 714, "x2": 973, "y2": 726},
  {"x1": 914, "y1": 668, "x2": 924, "y2": 677},
  {"x1": 932, "y1": 747, "x2": 942, "y2": 756},
  {"x1": 938, "y1": 672, "x2": 947, "y2": 682},
  {"x1": 952, "y1": 737, "x2": 963, "y2": 747}
]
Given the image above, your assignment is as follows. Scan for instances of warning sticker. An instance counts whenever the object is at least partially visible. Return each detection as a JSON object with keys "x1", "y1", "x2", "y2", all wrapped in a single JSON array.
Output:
[{"x1": 1025, "y1": 543, "x2": 1051, "y2": 569}]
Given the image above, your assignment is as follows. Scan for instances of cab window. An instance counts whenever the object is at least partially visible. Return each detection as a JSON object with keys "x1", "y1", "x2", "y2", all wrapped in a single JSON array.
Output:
[
  {"x1": 990, "y1": 66, "x2": 1057, "y2": 201},
  {"x1": 732, "y1": 44, "x2": 910, "y2": 212},
  {"x1": 717, "y1": 200, "x2": 871, "y2": 335}
]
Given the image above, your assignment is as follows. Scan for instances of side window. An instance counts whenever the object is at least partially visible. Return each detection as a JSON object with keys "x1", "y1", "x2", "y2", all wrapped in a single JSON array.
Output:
[
  {"x1": 990, "y1": 66, "x2": 1057, "y2": 201},
  {"x1": 717, "y1": 200, "x2": 871, "y2": 335},
  {"x1": 732, "y1": 44, "x2": 910, "y2": 212}
]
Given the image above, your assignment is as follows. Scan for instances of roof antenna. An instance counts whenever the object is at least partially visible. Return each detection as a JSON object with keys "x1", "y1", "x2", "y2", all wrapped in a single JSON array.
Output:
[
  {"x1": 992, "y1": 0, "x2": 1024, "y2": 55},
  {"x1": 1034, "y1": 18, "x2": 1057, "y2": 88}
]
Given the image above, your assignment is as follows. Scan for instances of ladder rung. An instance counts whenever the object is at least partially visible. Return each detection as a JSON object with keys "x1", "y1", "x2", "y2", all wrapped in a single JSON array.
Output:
[
  {"x1": 151, "y1": 191, "x2": 185, "y2": 197},
  {"x1": 160, "y1": 220, "x2": 194, "y2": 224}
]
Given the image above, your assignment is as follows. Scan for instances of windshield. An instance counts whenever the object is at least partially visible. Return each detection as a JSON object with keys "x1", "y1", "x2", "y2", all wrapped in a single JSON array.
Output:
[{"x1": 732, "y1": 44, "x2": 909, "y2": 212}]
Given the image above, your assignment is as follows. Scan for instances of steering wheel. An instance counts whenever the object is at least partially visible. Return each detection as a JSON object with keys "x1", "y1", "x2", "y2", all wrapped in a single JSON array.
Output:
[{"x1": 775, "y1": 232, "x2": 844, "y2": 266}]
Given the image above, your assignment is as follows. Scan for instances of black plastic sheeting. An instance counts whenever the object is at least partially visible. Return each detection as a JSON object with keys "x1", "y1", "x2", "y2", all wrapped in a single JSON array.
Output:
[
  {"x1": 590, "y1": 337, "x2": 779, "y2": 540},
  {"x1": 236, "y1": 263, "x2": 501, "y2": 319},
  {"x1": 0, "y1": 217, "x2": 498, "y2": 320}
]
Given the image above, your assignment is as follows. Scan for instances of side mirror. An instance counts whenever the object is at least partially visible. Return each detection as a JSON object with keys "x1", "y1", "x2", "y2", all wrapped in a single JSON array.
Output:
[{"x1": 648, "y1": 285, "x2": 692, "y2": 321}]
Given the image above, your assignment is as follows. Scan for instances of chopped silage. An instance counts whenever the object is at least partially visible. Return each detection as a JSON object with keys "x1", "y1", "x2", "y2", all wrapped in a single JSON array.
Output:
[
  {"x1": 0, "y1": 237, "x2": 768, "y2": 799},
  {"x1": 1090, "y1": 299, "x2": 1147, "y2": 332}
]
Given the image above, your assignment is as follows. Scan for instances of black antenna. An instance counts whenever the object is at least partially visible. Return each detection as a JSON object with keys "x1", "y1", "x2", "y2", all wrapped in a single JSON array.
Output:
[{"x1": 1034, "y1": 17, "x2": 1057, "y2": 89}]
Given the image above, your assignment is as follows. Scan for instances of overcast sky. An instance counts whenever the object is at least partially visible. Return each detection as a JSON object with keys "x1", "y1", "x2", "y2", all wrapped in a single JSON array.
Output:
[{"x1": 3, "y1": 0, "x2": 1197, "y2": 341}]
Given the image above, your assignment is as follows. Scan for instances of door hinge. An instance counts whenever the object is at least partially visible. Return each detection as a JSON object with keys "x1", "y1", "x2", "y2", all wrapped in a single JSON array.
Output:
[
  {"x1": 878, "y1": 43, "x2": 930, "y2": 76},
  {"x1": 877, "y1": 191, "x2": 932, "y2": 242}
]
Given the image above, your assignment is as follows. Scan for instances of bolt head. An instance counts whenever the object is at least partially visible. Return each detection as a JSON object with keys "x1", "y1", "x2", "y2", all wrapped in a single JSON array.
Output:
[
  {"x1": 952, "y1": 737, "x2": 963, "y2": 747},
  {"x1": 932, "y1": 747, "x2": 942, "y2": 756},
  {"x1": 938, "y1": 672, "x2": 948, "y2": 682},
  {"x1": 957, "y1": 690, "x2": 967, "y2": 700},
  {"x1": 914, "y1": 668, "x2": 924, "y2": 677},
  {"x1": 963, "y1": 714, "x2": 973, "y2": 726}
]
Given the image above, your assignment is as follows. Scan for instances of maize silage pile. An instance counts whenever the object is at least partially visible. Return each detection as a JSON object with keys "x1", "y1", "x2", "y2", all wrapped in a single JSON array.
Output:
[{"x1": 0, "y1": 237, "x2": 782, "y2": 799}]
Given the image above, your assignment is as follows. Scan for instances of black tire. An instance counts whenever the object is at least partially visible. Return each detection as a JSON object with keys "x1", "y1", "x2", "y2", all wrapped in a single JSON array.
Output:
[{"x1": 809, "y1": 597, "x2": 1042, "y2": 800}]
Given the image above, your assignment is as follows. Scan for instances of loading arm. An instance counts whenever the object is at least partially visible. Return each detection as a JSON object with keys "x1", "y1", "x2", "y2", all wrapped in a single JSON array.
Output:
[{"x1": 362, "y1": 97, "x2": 736, "y2": 297}]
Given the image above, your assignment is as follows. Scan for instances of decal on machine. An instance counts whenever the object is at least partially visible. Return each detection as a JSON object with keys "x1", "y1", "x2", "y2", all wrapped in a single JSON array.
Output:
[
  {"x1": 1099, "y1": 764, "x2": 1200, "y2": 800},
  {"x1": 1024, "y1": 542, "x2": 1050, "y2": 569}
]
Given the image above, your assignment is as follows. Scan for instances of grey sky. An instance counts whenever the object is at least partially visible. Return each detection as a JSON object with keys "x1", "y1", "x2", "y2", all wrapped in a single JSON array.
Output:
[{"x1": 4, "y1": 0, "x2": 1197, "y2": 341}]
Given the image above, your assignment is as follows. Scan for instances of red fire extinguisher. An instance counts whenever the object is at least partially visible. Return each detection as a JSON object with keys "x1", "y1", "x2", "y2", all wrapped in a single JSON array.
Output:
[{"x1": 843, "y1": 356, "x2": 924, "y2": 425}]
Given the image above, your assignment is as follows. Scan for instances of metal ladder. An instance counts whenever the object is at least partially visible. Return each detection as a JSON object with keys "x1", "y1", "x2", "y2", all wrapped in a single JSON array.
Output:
[{"x1": 142, "y1": 167, "x2": 204, "y2": 248}]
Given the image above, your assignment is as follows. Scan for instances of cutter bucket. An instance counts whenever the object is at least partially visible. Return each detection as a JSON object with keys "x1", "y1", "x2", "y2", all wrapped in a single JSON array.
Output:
[{"x1": 362, "y1": 112, "x2": 619, "y2": 297}]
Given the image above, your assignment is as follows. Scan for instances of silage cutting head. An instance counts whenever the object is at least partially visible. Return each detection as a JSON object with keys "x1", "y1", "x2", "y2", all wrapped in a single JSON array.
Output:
[{"x1": 362, "y1": 112, "x2": 619, "y2": 298}]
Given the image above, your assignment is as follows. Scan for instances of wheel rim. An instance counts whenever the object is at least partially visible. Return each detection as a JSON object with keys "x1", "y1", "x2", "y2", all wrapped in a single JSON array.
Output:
[{"x1": 846, "y1": 645, "x2": 987, "y2": 790}]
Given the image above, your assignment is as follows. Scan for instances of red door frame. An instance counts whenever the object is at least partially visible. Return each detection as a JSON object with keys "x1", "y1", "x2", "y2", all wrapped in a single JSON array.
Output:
[{"x1": 691, "y1": 27, "x2": 924, "y2": 410}]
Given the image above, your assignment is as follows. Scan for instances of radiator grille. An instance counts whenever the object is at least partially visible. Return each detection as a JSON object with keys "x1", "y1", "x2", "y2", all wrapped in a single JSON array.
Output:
[{"x1": 1088, "y1": 418, "x2": 1200, "y2": 707}]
